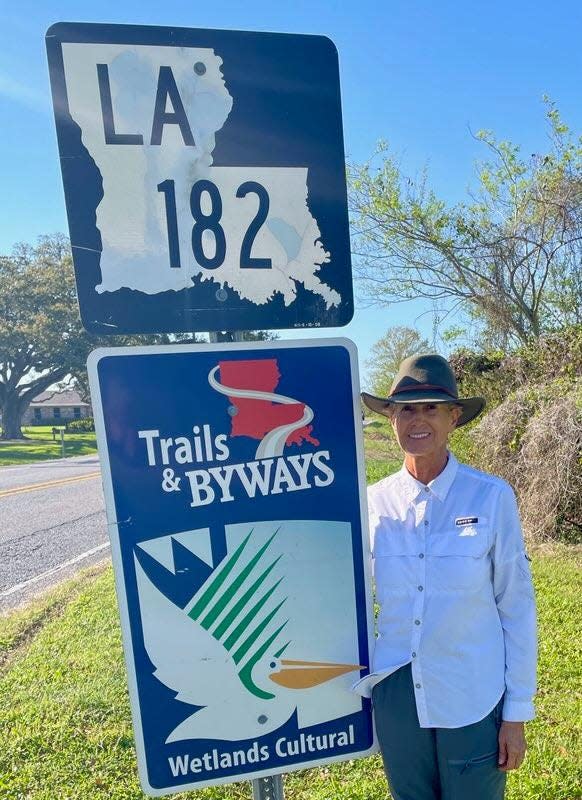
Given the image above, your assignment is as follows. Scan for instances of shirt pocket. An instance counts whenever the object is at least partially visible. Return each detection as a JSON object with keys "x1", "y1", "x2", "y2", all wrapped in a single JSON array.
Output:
[
  {"x1": 427, "y1": 527, "x2": 492, "y2": 592},
  {"x1": 373, "y1": 524, "x2": 419, "y2": 599}
]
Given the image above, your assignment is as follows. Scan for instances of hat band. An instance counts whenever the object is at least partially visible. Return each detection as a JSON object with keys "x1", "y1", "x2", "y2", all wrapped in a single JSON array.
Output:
[{"x1": 390, "y1": 383, "x2": 458, "y2": 399}]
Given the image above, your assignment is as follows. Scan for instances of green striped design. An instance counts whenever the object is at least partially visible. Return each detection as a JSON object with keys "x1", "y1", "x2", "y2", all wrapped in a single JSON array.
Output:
[
  {"x1": 237, "y1": 621, "x2": 289, "y2": 700},
  {"x1": 200, "y1": 534, "x2": 280, "y2": 631},
  {"x1": 212, "y1": 556, "x2": 282, "y2": 640},
  {"x1": 188, "y1": 530, "x2": 254, "y2": 620},
  {"x1": 224, "y1": 580, "x2": 285, "y2": 652},
  {"x1": 187, "y1": 527, "x2": 290, "y2": 700}
]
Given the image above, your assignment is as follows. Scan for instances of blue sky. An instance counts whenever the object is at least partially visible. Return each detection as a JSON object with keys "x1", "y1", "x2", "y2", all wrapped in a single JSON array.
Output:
[{"x1": 1, "y1": 1, "x2": 581, "y2": 386}]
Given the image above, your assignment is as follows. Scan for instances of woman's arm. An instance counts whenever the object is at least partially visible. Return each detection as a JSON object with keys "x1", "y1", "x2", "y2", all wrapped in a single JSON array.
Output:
[{"x1": 491, "y1": 484, "x2": 537, "y2": 725}]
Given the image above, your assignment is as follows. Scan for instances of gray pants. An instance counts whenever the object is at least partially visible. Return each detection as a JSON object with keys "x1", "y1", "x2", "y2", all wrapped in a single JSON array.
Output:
[{"x1": 372, "y1": 664, "x2": 506, "y2": 800}]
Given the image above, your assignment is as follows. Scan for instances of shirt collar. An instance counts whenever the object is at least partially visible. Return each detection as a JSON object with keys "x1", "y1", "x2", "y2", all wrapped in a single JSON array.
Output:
[{"x1": 396, "y1": 451, "x2": 459, "y2": 503}]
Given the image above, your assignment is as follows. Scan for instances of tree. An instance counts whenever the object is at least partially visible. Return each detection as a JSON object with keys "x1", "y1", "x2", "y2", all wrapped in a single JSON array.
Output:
[
  {"x1": 349, "y1": 101, "x2": 582, "y2": 346},
  {"x1": 209, "y1": 330, "x2": 278, "y2": 343},
  {"x1": 0, "y1": 235, "x2": 278, "y2": 439},
  {"x1": 366, "y1": 326, "x2": 431, "y2": 397},
  {"x1": 0, "y1": 235, "x2": 90, "y2": 439},
  {"x1": 0, "y1": 235, "x2": 201, "y2": 439}
]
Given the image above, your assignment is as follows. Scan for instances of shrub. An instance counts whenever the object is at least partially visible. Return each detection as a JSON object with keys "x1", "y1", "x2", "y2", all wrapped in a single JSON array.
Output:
[
  {"x1": 471, "y1": 381, "x2": 582, "y2": 543},
  {"x1": 450, "y1": 324, "x2": 582, "y2": 412},
  {"x1": 448, "y1": 348, "x2": 505, "y2": 379},
  {"x1": 66, "y1": 417, "x2": 95, "y2": 432},
  {"x1": 518, "y1": 394, "x2": 582, "y2": 543},
  {"x1": 449, "y1": 423, "x2": 477, "y2": 465},
  {"x1": 509, "y1": 324, "x2": 582, "y2": 385}
]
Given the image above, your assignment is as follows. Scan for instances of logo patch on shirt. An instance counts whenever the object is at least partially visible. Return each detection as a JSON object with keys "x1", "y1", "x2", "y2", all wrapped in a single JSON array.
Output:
[{"x1": 455, "y1": 516, "x2": 479, "y2": 526}]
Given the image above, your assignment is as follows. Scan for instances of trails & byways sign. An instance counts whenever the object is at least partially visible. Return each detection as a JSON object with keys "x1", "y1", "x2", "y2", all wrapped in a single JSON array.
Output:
[{"x1": 88, "y1": 339, "x2": 374, "y2": 795}]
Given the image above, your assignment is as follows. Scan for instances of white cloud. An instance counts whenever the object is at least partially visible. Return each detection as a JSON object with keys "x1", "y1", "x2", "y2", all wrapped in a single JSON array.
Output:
[{"x1": 0, "y1": 70, "x2": 49, "y2": 112}]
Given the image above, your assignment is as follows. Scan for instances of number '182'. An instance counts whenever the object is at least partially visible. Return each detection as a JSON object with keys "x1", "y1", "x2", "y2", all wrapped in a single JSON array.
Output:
[{"x1": 157, "y1": 179, "x2": 272, "y2": 270}]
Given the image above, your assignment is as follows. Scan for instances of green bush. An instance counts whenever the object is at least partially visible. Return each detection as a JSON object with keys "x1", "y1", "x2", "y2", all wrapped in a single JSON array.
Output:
[
  {"x1": 66, "y1": 417, "x2": 95, "y2": 432},
  {"x1": 449, "y1": 423, "x2": 477, "y2": 464},
  {"x1": 449, "y1": 324, "x2": 582, "y2": 412},
  {"x1": 449, "y1": 348, "x2": 512, "y2": 409},
  {"x1": 509, "y1": 324, "x2": 582, "y2": 384}
]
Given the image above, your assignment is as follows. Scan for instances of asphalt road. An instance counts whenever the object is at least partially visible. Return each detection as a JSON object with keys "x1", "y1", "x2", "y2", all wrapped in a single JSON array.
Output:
[{"x1": 0, "y1": 455, "x2": 110, "y2": 612}]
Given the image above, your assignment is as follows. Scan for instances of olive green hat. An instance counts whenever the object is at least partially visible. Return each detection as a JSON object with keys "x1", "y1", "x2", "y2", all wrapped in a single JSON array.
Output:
[{"x1": 361, "y1": 353, "x2": 485, "y2": 427}]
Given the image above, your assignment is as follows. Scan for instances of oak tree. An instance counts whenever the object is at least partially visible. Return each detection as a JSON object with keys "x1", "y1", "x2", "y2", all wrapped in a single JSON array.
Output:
[
  {"x1": 0, "y1": 235, "x2": 205, "y2": 439},
  {"x1": 0, "y1": 235, "x2": 90, "y2": 439}
]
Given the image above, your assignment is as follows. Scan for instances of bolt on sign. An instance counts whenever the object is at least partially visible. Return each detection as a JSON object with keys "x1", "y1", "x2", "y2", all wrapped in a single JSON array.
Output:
[
  {"x1": 88, "y1": 339, "x2": 375, "y2": 795},
  {"x1": 46, "y1": 23, "x2": 353, "y2": 334}
]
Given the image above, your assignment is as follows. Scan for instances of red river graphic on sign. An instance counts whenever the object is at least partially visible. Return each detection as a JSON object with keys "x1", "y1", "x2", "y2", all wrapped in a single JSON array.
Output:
[{"x1": 208, "y1": 359, "x2": 319, "y2": 458}]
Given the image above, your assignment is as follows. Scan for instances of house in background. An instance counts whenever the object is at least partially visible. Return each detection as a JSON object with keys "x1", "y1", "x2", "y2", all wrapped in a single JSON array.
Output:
[{"x1": 22, "y1": 390, "x2": 92, "y2": 425}]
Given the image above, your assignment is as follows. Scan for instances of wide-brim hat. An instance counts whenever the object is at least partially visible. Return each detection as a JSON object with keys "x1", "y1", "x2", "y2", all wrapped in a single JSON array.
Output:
[{"x1": 362, "y1": 353, "x2": 485, "y2": 427}]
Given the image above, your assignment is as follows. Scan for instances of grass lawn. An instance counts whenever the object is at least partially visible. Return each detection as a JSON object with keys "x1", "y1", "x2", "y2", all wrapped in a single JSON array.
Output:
[
  {"x1": 0, "y1": 426, "x2": 97, "y2": 466},
  {"x1": 1, "y1": 418, "x2": 580, "y2": 798},
  {"x1": 1, "y1": 552, "x2": 579, "y2": 799},
  {"x1": 363, "y1": 418, "x2": 401, "y2": 482}
]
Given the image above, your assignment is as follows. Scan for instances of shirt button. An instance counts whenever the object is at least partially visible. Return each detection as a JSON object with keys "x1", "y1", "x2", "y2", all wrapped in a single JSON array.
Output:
[
  {"x1": 415, "y1": 683, "x2": 422, "y2": 689},
  {"x1": 418, "y1": 585, "x2": 424, "y2": 591},
  {"x1": 424, "y1": 520, "x2": 429, "y2": 527},
  {"x1": 424, "y1": 486, "x2": 430, "y2": 492},
  {"x1": 419, "y1": 553, "x2": 425, "y2": 559},
  {"x1": 412, "y1": 651, "x2": 417, "y2": 658},
  {"x1": 414, "y1": 619, "x2": 421, "y2": 625}
]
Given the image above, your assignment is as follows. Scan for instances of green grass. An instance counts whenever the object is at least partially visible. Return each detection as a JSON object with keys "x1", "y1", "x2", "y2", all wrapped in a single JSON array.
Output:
[
  {"x1": 0, "y1": 565, "x2": 106, "y2": 665},
  {"x1": 362, "y1": 418, "x2": 401, "y2": 482},
  {"x1": 0, "y1": 426, "x2": 97, "y2": 465},
  {"x1": 0, "y1": 552, "x2": 579, "y2": 799},
  {"x1": 1, "y1": 423, "x2": 579, "y2": 798},
  {"x1": 518, "y1": 548, "x2": 582, "y2": 799}
]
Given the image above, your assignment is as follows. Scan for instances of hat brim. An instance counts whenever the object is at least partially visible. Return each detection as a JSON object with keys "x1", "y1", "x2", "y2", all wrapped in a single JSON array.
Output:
[{"x1": 361, "y1": 391, "x2": 485, "y2": 427}]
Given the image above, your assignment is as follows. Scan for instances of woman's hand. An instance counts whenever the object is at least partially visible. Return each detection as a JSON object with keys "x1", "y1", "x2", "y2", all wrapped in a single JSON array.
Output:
[{"x1": 498, "y1": 721, "x2": 527, "y2": 771}]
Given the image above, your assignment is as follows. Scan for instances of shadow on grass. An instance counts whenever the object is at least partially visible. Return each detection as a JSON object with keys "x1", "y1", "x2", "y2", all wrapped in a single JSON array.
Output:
[{"x1": 0, "y1": 435, "x2": 97, "y2": 466}]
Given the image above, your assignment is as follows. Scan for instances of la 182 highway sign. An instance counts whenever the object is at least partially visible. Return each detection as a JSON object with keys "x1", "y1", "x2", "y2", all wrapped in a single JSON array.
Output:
[
  {"x1": 46, "y1": 23, "x2": 353, "y2": 334},
  {"x1": 88, "y1": 338, "x2": 375, "y2": 795}
]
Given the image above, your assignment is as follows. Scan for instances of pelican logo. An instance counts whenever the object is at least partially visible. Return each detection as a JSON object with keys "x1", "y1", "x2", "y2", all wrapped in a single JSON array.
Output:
[{"x1": 134, "y1": 520, "x2": 364, "y2": 744}]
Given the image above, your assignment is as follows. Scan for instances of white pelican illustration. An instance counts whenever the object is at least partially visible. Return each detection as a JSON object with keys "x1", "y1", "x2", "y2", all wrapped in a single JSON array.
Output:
[{"x1": 134, "y1": 526, "x2": 364, "y2": 743}]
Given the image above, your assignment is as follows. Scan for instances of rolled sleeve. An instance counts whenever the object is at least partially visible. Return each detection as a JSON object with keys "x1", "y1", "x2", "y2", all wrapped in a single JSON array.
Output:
[{"x1": 492, "y1": 485, "x2": 537, "y2": 722}]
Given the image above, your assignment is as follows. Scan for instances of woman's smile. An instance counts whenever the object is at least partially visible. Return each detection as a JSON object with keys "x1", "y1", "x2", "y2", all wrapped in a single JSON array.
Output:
[{"x1": 390, "y1": 403, "x2": 462, "y2": 481}]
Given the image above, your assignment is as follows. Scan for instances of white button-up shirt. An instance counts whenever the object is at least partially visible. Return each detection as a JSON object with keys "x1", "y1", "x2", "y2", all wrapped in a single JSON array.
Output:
[{"x1": 354, "y1": 452, "x2": 537, "y2": 728}]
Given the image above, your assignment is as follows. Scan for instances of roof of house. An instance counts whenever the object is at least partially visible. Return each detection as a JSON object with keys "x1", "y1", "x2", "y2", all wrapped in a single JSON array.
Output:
[{"x1": 30, "y1": 390, "x2": 91, "y2": 408}]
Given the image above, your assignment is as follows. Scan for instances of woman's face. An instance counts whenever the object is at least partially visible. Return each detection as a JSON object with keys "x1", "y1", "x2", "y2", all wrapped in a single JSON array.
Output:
[{"x1": 389, "y1": 402, "x2": 462, "y2": 460}]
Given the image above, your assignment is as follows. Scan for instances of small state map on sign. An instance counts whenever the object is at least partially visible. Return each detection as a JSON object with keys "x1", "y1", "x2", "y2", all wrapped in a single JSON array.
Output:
[
  {"x1": 213, "y1": 359, "x2": 319, "y2": 447},
  {"x1": 61, "y1": 43, "x2": 340, "y2": 309}
]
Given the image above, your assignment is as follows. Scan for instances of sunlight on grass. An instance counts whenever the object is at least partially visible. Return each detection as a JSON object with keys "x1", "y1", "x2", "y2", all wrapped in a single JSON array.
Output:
[
  {"x1": 1, "y1": 418, "x2": 579, "y2": 798},
  {"x1": 1, "y1": 553, "x2": 579, "y2": 799},
  {"x1": 363, "y1": 418, "x2": 401, "y2": 482},
  {"x1": 0, "y1": 426, "x2": 97, "y2": 465}
]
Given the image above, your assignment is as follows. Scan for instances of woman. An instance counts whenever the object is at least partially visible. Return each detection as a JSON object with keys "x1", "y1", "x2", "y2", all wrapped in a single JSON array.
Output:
[{"x1": 356, "y1": 354, "x2": 537, "y2": 800}]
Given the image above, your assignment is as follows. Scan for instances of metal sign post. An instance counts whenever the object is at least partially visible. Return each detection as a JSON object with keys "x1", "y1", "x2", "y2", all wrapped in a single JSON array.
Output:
[
  {"x1": 47, "y1": 19, "x2": 369, "y2": 800},
  {"x1": 214, "y1": 330, "x2": 283, "y2": 800},
  {"x1": 252, "y1": 774, "x2": 284, "y2": 800},
  {"x1": 209, "y1": 331, "x2": 244, "y2": 344}
]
